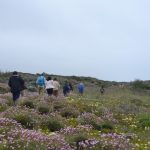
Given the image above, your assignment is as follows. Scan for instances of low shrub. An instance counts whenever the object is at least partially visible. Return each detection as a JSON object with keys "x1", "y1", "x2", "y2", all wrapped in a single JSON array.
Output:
[
  {"x1": 13, "y1": 114, "x2": 36, "y2": 129},
  {"x1": 67, "y1": 133, "x2": 88, "y2": 149},
  {"x1": 53, "y1": 101, "x2": 66, "y2": 111},
  {"x1": 78, "y1": 113, "x2": 104, "y2": 131},
  {"x1": 38, "y1": 106, "x2": 49, "y2": 114},
  {"x1": 0, "y1": 104, "x2": 7, "y2": 112},
  {"x1": 41, "y1": 118, "x2": 64, "y2": 132},
  {"x1": 102, "y1": 122, "x2": 114, "y2": 130},
  {"x1": 91, "y1": 122, "x2": 102, "y2": 130},
  {"x1": 22, "y1": 101, "x2": 35, "y2": 109},
  {"x1": 138, "y1": 115, "x2": 150, "y2": 128},
  {"x1": 60, "y1": 107, "x2": 80, "y2": 118}
]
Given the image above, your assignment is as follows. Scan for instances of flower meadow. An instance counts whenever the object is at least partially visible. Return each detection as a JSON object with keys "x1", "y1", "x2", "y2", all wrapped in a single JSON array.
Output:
[{"x1": 0, "y1": 87, "x2": 150, "y2": 150}]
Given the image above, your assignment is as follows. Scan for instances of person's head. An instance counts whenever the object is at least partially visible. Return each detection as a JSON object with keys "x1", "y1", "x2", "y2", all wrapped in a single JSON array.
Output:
[
  {"x1": 47, "y1": 76, "x2": 52, "y2": 81},
  {"x1": 13, "y1": 71, "x2": 18, "y2": 75}
]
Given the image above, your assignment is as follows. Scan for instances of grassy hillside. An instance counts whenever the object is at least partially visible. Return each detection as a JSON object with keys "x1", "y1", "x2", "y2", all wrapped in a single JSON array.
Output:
[
  {"x1": 0, "y1": 71, "x2": 124, "y2": 93},
  {"x1": 0, "y1": 72, "x2": 150, "y2": 149}
]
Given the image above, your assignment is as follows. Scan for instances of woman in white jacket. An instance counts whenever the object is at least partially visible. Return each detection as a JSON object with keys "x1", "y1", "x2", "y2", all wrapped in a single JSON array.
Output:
[{"x1": 45, "y1": 76, "x2": 54, "y2": 96}]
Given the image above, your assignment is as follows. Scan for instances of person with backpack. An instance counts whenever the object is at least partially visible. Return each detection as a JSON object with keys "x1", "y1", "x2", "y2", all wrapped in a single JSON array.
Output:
[
  {"x1": 36, "y1": 73, "x2": 46, "y2": 95},
  {"x1": 8, "y1": 71, "x2": 25, "y2": 106},
  {"x1": 45, "y1": 76, "x2": 54, "y2": 96}
]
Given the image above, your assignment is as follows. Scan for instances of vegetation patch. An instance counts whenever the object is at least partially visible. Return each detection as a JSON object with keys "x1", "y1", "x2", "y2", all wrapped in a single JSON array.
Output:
[{"x1": 21, "y1": 100, "x2": 35, "y2": 109}]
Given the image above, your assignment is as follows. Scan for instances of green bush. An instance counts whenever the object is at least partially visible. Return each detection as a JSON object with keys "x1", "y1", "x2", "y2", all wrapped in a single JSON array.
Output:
[
  {"x1": 22, "y1": 101, "x2": 35, "y2": 109},
  {"x1": 41, "y1": 118, "x2": 64, "y2": 132},
  {"x1": 102, "y1": 122, "x2": 114, "y2": 130},
  {"x1": 14, "y1": 114, "x2": 36, "y2": 129},
  {"x1": 67, "y1": 134, "x2": 88, "y2": 150},
  {"x1": 132, "y1": 80, "x2": 150, "y2": 90},
  {"x1": 60, "y1": 107, "x2": 80, "y2": 118},
  {"x1": 0, "y1": 104, "x2": 7, "y2": 112},
  {"x1": 38, "y1": 106, "x2": 49, "y2": 114},
  {"x1": 53, "y1": 101, "x2": 66, "y2": 111},
  {"x1": 91, "y1": 121, "x2": 102, "y2": 130},
  {"x1": 78, "y1": 113, "x2": 104, "y2": 131},
  {"x1": 138, "y1": 115, "x2": 150, "y2": 128}
]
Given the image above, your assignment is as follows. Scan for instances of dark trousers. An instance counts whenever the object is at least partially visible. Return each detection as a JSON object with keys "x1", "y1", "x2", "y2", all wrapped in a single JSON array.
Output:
[
  {"x1": 12, "y1": 91, "x2": 20, "y2": 101},
  {"x1": 46, "y1": 88, "x2": 53, "y2": 96}
]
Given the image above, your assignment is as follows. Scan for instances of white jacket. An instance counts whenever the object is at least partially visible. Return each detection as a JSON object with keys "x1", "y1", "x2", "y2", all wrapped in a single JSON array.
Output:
[{"x1": 45, "y1": 80, "x2": 54, "y2": 89}]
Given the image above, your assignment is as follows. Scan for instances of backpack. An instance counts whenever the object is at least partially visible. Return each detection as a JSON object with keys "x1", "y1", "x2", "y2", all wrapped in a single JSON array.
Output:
[{"x1": 37, "y1": 76, "x2": 45, "y2": 86}]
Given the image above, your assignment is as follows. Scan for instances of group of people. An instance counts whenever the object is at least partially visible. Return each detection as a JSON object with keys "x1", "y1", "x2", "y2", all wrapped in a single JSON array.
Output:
[
  {"x1": 8, "y1": 71, "x2": 105, "y2": 106},
  {"x1": 36, "y1": 73, "x2": 60, "y2": 97},
  {"x1": 36, "y1": 73, "x2": 85, "y2": 97}
]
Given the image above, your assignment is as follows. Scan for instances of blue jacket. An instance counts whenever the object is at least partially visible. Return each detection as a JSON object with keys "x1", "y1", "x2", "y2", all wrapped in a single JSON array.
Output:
[
  {"x1": 63, "y1": 83, "x2": 70, "y2": 94},
  {"x1": 78, "y1": 83, "x2": 85, "y2": 93},
  {"x1": 36, "y1": 75, "x2": 46, "y2": 86}
]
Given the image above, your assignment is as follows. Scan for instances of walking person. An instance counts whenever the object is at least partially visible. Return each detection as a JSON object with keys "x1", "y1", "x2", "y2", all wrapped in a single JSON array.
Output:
[
  {"x1": 45, "y1": 76, "x2": 54, "y2": 96},
  {"x1": 100, "y1": 85, "x2": 105, "y2": 95},
  {"x1": 77, "y1": 82, "x2": 85, "y2": 96},
  {"x1": 36, "y1": 73, "x2": 46, "y2": 96},
  {"x1": 8, "y1": 71, "x2": 25, "y2": 106},
  {"x1": 53, "y1": 78, "x2": 60, "y2": 97},
  {"x1": 63, "y1": 81, "x2": 70, "y2": 97}
]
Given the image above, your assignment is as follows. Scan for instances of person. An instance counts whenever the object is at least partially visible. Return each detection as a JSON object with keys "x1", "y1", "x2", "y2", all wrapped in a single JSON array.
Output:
[
  {"x1": 100, "y1": 85, "x2": 105, "y2": 95},
  {"x1": 77, "y1": 82, "x2": 85, "y2": 95},
  {"x1": 8, "y1": 71, "x2": 25, "y2": 106},
  {"x1": 53, "y1": 78, "x2": 60, "y2": 97},
  {"x1": 63, "y1": 81, "x2": 70, "y2": 97},
  {"x1": 36, "y1": 73, "x2": 46, "y2": 95},
  {"x1": 45, "y1": 76, "x2": 54, "y2": 96}
]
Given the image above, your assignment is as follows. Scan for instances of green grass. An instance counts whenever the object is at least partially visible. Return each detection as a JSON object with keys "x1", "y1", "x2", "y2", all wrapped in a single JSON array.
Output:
[{"x1": 0, "y1": 86, "x2": 150, "y2": 149}]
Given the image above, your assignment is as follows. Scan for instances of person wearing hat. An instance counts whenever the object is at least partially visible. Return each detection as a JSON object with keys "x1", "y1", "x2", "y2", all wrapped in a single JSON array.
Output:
[{"x1": 8, "y1": 71, "x2": 25, "y2": 106}]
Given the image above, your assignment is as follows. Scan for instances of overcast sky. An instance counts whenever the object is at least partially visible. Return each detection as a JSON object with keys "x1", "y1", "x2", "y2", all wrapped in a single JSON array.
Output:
[{"x1": 0, "y1": 0, "x2": 150, "y2": 81}]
